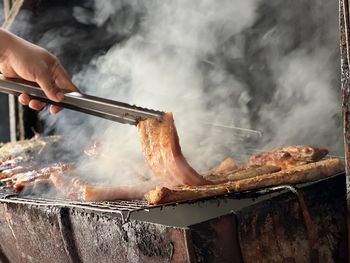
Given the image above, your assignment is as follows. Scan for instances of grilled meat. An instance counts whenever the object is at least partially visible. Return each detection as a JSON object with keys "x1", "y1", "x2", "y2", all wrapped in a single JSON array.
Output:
[
  {"x1": 145, "y1": 158, "x2": 343, "y2": 204},
  {"x1": 0, "y1": 156, "x2": 32, "y2": 172},
  {"x1": 212, "y1": 158, "x2": 239, "y2": 174},
  {"x1": 138, "y1": 112, "x2": 210, "y2": 186},
  {"x1": 10, "y1": 163, "x2": 72, "y2": 192},
  {"x1": 82, "y1": 184, "x2": 149, "y2": 201},
  {"x1": 206, "y1": 165, "x2": 281, "y2": 184},
  {"x1": 50, "y1": 168, "x2": 154, "y2": 201},
  {"x1": 49, "y1": 168, "x2": 80, "y2": 199},
  {"x1": 0, "y1": 136, "x2": 63, "y2": 163},
  {"x1": 248, "y1": 145, "x2": 329, "y2": 170},
  {"x1": 2, "y1": 166, "x2": 32, "y2": 177}
]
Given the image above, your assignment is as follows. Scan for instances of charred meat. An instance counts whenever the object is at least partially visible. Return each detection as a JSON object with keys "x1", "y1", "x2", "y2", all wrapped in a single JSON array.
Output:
[
  {"x1": 138, "y1": 112, "x2": 210, "y2": 186},
  {"x1": 248, "y1": 145, "x2": 329, "y2": 170},
  {"x1": 3, "y1": 163, "x2": 72, "y2": 192},
  {"x1": 0, "y1": 136, "x2": 63, "y2": 163},
  {"x1": 50, "y1": 168, "x2": 155, "y2": 201},
  {"x1": 145, "y1": 158, "x2": 344, "y2": 205},
  {"x1": 205, "y1": 165, "x2": 281, "y2": 184}
]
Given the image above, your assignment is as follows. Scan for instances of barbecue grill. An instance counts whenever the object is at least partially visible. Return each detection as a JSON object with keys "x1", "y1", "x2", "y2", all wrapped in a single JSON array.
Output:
[
  {"x1": 0, "y1": 0, "x2": 348, "y2": 262},
  {"x1": 0, "y1": 173, "x2": 346, "y2": 262}
]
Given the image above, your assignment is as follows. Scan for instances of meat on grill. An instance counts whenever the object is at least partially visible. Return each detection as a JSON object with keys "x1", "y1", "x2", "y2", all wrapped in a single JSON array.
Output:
[
  {"x1": 1, "y1": 166, "x2": 33, "y2": 178},
  {"x1": 0, "y1": 129, "x2": 335, "y2": 205},
  {"x1": 145, "y1": 158, "x2": 344, "y2": 204},
  {"x1": 82, "y1": 184, "x2": 148, "y2": 201},
  {"x1": 49, "y1": 169, "x2": 155, "y2": 201},
  {"x1": 0, "y1": 135, "x2": 63, "y2": 163},
  {"x1": 0, "y1": 156, "x2": 31, "y2": 173},
  {"x1": 248, "y1": 145, "x2": 328, "y2": 170},
  {"x1": 205, "y1": 165, "x2": 281, "y2": 184},
  {"x1": 11, "y1": 163, "x2": 72, "y2": 191},
  {"x1": 138, "y1": 112, "x2": 211, "y2": 186},
  {"x1": 211, "y1": 158, "x2": 239, "y2": 174}
]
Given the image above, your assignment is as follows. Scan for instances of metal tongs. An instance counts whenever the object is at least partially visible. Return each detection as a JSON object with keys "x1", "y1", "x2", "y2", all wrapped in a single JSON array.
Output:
[{"x1": 0, "y1": 76, "x2": 164, "y2": 125}]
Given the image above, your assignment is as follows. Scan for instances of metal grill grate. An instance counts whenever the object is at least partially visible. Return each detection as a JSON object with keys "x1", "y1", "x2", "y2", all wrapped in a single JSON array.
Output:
[{"x1": 0, "y1": 188, "x2": 155, "y2": 221}]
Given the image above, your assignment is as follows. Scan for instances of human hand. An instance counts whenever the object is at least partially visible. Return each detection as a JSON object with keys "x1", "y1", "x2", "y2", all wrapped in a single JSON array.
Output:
[{"x1": 0, "y1": 29, "x2": 78, "y2": 114}]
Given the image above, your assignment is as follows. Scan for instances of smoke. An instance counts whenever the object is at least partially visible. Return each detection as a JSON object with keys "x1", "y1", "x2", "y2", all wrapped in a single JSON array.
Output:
[
  {"x1": 252, "y1": 0, "x2": 341, "y2": 152},
  {"x1": 42, "y1": 0, "x2": 262, "y2": 183},
  {"x1": 260, "y1": 49, "x2": 340, "y2": 149},
  {"x1": 7, "y1": 0, "x2": 342, "y2": 185}
]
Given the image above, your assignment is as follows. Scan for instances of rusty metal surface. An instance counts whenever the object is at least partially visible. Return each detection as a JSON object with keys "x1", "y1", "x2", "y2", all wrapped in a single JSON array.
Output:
[
  {"x1": 341, "y1": 0, "x2": 350, "y2": 176},
  {"x1": 0, "y1": 203, "x2": 70, "y2": 263},
  {"x1": 188, "y1": 214, "x2": 243, "y2": 263},
  {"x1": 66, "y1": 209, "x2": 190, "y2": 263},
  {"x1": 0, "y1": 203, "x2": 194, "y2": 263},
  {"x1": 237, "y1": 173, "x2": 347, "y2": 263},
  {"x1": 0, "y1": 174, "x2": 346, "y2": 262},
  {"x1": 340, "y1": 0, "x2": 350, "y2": 258}
]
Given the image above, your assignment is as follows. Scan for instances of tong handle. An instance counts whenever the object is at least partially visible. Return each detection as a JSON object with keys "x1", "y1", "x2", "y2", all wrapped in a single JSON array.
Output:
[{"x1": 0, "y1": 77, "x2": 164, "y2": 125}]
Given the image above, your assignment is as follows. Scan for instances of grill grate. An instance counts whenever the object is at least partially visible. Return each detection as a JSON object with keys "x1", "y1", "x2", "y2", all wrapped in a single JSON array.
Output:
[
  {"x1": 0, "y1": 188, "x2": 155, "y2": 221},
  {"x1": 0, "y1": 173, "x2": 344, "y2": 222}
]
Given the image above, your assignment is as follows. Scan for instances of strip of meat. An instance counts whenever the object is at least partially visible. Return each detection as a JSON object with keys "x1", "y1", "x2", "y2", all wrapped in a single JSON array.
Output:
[
  {"x1": 0, "y1": 156, "x2": 30, "y2": 172},
  {"x1": 12, "y1": 163, "x2": 72, "y2": 191},
  {"x1": 50, "y1": 168, "x2": 155, "y2": 201},
  {"x1": 248, "y1": 145, "x2": 328, "y2": 169},
  {"x1": 138, "y1": 112, "x2": 210, "y2": 186},
  {"x1": 82, "y1": 184, "x2": 149, "y2": 201},
  {"x1": 0, "y1": 136, "x2": 62, "y2": 163},
  {"x1": 49, "y1": 167, "x2": 81, "y2": 199},
  {"x1": 212, "y1": 158, "x2": 239, "y2": 174},
  {"x1": 278, "y1": 145, "x2": 329, "y2": 161},
  {"x1": 206, "y1": 165, "x2": 281, "y2": 184},
  {"x1": 145, "y1": 158, "x2": 343, "y2": 205},
  {"x1": 203, "y1": 158, "x2": 243, "y2": 181},
  {"x1": 1, "y1": 165, "x2": 39, "y2": 180}
]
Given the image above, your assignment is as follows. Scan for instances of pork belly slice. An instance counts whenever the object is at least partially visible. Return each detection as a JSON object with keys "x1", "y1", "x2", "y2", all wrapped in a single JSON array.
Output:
[
  {"x1": 0, "y1": 156, "x2": 30, "y2": 172},
  {"x1": 205, "y1": 165, "x2": 281, "y2": 184},
  {"x1": 3, "y1": 166, "x2": 32, "y2": 177},
  {"x1": 12, "y1": 163, "x2": 72, "y2": 191},
  {"x1": 248, "y1": 145, "x2": 329, "y2": 170},
  {"x1": 212, "y1": 158, "x2": 239, "y2": 174},
  {"x1": 145, "y1": 158, "x2": 343, "y2": 205},
  {"x1": 50, "y1": 169, "x2": 155, "y2": 201},
  {"x1": 82, "y1": 184, "x2": 151, "y2": 201},
  {"x1": 0, "y1": 135, "x2": 62, "y2": 163},
  {"x1": 138, "y1": 112, "x2": 210, "y2": 186}
]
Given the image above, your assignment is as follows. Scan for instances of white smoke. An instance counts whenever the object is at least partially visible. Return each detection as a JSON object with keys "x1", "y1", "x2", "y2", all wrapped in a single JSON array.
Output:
[
  {"x1": 260, "y1": 48, "x2": 340, "y2": 150},
  {"x1": 254, "y1": 0, "x2": 341, "y2": 152},
  {"x1": 41, "y1": 0, "x2": 261, "y2": 183},
  {"x1": 34, "y1": 0, "x2": 341, "y2": 185}
]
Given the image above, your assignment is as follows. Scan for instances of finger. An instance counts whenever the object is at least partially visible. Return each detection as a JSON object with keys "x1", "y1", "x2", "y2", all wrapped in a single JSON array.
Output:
[
  {"x1": 50, "y1": 105, "x2": 62, "y2": 114},
  {"x1": 54, "y1": 65, "x2": 79, "y2": 92},
  {"x1": 28, "y1": 100, "x2": 46, "y2": 111},
  {"x1": 36, "y1": 75, "x2": 64, "y2": 102},
  {"x1": 0, "y1": 66, "x2": 20, "y2": 79},
  {"x1": 18, "y1": 93, "x2": 30, "y2": 105}
]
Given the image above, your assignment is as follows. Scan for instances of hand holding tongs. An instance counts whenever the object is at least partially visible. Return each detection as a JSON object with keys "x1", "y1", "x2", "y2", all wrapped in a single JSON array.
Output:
[{"x1": 0, "y1": 76, "x2": 164, "y2": 125}]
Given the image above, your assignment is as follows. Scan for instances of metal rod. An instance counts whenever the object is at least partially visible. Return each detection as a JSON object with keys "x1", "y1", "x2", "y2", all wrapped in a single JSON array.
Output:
[
  {"x1": 200, "y1": 121, "x2": 263, "y2": 137},
  {"x1": 8, "y1": 94, "x2": 16, "y2": 142}
]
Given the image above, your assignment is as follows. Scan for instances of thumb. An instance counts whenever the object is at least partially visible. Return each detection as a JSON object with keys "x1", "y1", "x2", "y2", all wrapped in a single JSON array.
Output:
[
  {"x1": 54, "y1": 65, "x2": 79, "y2": 93},
  {"x1": 36, "y1": 75, "x2": 64, "y2": 102}
]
